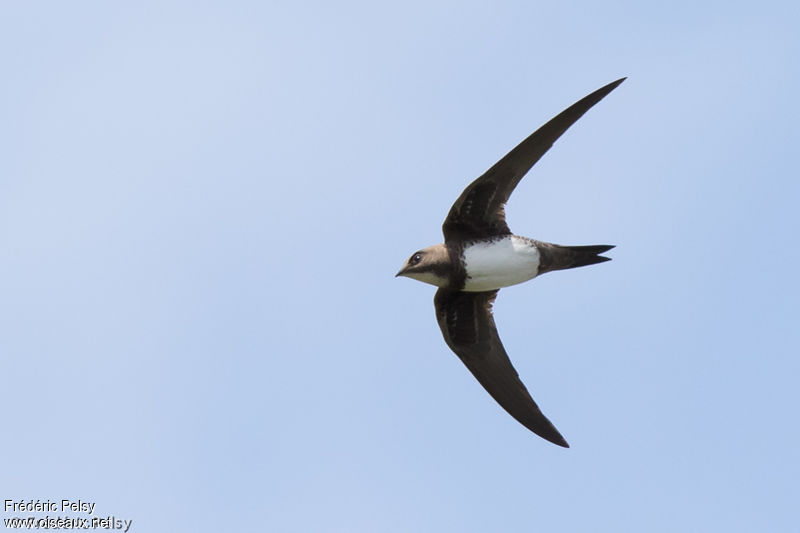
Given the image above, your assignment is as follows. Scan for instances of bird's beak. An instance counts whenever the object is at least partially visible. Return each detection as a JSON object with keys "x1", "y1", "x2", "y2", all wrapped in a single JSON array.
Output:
[{"x1": 395, "y1": 266, "x2": 407, "y2": 278}]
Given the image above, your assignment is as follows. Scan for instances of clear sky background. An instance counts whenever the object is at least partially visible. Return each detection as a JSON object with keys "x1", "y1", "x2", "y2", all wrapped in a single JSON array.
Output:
[{"x1": 2, "y1": 1, "x2": 799, "y2": 532}]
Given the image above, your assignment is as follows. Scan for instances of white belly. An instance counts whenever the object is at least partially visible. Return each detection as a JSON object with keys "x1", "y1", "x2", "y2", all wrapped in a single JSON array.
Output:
[{"x1": 462, "y1": 236, "x2": 541, "y2": 291}]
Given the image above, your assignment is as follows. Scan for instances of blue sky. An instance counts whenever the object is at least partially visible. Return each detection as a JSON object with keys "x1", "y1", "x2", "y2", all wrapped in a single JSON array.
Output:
[{"x1": 2, "y1": 1, "x2": 798, "y2": 531}]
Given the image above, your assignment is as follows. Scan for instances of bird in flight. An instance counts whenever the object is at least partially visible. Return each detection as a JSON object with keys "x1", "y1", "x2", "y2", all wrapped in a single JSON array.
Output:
[{"x1": 396, "y1": 78, "x2": 625, "y2": 447}]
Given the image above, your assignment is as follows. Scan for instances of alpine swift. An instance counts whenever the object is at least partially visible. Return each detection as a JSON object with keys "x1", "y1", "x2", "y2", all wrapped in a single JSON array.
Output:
[{"x1": 396, "y1": 78, "x2": 625, "y2": 447}]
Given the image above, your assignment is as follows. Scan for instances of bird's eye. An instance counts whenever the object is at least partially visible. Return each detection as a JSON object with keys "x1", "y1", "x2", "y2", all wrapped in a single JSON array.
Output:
[{"x1": 411, "y1": 253, "x2": 422, "y2": 264}]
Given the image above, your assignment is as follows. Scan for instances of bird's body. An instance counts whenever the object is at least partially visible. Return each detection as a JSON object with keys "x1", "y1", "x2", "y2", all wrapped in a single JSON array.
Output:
[
  {"x1": 463, "y1": 236, "x2": 541, "y2": 291},
  {"x1": 396, "y1": 78, "x2": 625, "y2": 447},
  {"x1": 399, "y1": 236, "x2": 542, "y2": 291}
]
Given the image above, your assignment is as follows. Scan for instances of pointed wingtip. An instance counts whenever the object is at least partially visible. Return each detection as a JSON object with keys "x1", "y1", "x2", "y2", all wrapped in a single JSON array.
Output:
[
  {"x1": 598, "y1": 77, "x2": 626, "y2": 96},
  {"x1": 530, "y1": 426, "x2": 569, "y2": 447},
  {"x1": 520, "y1": 416, "x2": 570, "y2": 448},
  {"x1": 543, "y1": 429, "x2": 570, "y2": 448}
]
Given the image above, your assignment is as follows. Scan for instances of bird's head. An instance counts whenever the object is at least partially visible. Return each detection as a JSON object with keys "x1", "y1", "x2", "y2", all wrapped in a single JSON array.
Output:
[{"x1": 395, "y1": 244, "x2": 450, "y2": 288}]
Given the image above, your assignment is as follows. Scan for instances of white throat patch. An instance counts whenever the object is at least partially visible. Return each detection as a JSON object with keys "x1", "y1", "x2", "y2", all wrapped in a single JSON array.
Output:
[{"x1": 462, "y1": 236, "x2": 541, "y2": 291}]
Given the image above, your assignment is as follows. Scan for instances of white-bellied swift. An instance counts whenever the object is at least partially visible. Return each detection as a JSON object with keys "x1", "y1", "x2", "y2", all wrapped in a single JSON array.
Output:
[{"x1": 396, "y1": 78, "x2": 625, "y2": 447}]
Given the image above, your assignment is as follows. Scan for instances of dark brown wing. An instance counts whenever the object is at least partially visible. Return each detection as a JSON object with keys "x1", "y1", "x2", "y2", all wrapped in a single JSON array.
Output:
[
  {"x1": 442, "y1": 78, "x2": 625, "y2": 242},
  {"x1": 434, "y1": 288, "x2": 568, "y2": 447}
]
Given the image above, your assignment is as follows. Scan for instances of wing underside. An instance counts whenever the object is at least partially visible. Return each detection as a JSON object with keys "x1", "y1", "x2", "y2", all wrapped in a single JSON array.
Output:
[
  {"x1": 433, "y1": 288, "x2": 569, "y2": 447},
  {"x1": 442, "y1": 78, "x2": 625, "y2": 242}
]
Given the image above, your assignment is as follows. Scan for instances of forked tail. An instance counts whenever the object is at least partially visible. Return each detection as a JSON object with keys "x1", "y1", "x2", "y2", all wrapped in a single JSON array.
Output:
[{"x1": 537, "y1": 243, "x2": 614, "y2": 275}]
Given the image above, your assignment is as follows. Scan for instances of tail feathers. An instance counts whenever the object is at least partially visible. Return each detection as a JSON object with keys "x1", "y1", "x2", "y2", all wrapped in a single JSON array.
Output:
[{"x1": 538, "y1": 243, "x2": 615, "y2": 274}]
